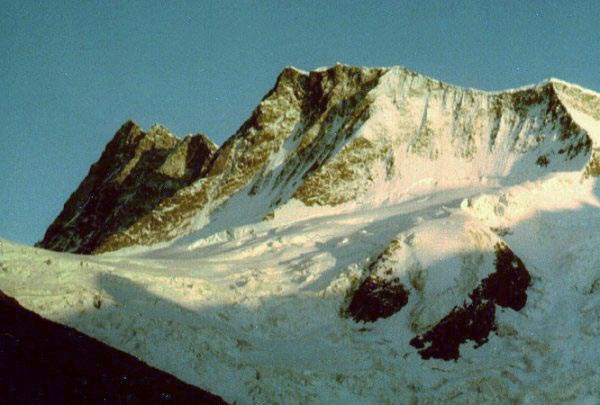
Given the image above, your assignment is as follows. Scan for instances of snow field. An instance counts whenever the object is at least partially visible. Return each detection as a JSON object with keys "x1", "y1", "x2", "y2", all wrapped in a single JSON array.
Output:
[
  {"x1": 3, "y1": 68, "x2": 600, "y2": 403},
  {"x1": 2, "y1": 172, "x2": 600, "y2": 402}
]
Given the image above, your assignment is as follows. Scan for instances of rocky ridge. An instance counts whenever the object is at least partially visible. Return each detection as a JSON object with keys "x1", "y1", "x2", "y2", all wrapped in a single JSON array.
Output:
[
  {"x1": 37, "y1": 122, "x2": 216, "y2": 253},
  {"x1": 38, "y1": 65, "x2": 600, "y2": 253}
]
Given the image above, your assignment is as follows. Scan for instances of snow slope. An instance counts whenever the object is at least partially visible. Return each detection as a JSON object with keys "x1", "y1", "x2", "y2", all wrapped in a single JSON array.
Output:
[
  {"x1": 3, "y1": 66, "x2": 600, "y2": 403},
  {"x1": 2, "y1": 171, "x2": 600, "y2": 403}
]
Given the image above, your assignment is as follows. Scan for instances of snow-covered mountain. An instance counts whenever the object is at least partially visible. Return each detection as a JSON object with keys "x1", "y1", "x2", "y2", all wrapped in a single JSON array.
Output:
[
  {"x1": 38, "y1": 64, "x2": 600, "y2": 254},
  {"x1": 3, "y1": 64, "x2": 600, "y2": 403}
]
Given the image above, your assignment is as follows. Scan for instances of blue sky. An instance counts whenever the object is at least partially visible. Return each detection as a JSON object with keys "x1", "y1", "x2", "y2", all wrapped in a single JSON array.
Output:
[{"x1": 1, "y1": 1, "x2": 599, "y2": 245}]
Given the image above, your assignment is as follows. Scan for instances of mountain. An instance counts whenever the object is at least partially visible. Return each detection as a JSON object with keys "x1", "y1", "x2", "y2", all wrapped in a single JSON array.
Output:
[
  {"x1": 3, "y1": 65, "x2": 600, "y2": 402},
  {"x1": 37, "y1": 64, "x2": 600, "y2": 254},
  {"x1": 37, "y1": 122, "x2": 216, "y2": 253}
]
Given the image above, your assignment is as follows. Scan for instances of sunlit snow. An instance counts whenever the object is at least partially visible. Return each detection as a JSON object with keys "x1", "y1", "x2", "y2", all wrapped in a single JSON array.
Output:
[{"x1": 2, "y1": 67, "x2": 600, "y2": 403}]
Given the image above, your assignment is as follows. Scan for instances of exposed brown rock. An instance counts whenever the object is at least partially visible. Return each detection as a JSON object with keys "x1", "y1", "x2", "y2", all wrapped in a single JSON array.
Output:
[
  {"x1": 40, "y1": 65, "x2": 389, "y2": 253},
  {"x1": 36, "y1": 122, "x2": 216, "y2": 253},
  {"x1": 347, "y1": 276, "x2": 409, "y2": 322}
]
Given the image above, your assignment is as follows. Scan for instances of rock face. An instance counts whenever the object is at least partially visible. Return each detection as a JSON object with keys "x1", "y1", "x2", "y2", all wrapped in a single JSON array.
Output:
[
  {"x1": 409, "y1": 243, "x2": 531, "y2": 360},
  {"x1": 0, "y1": 290, "x2": 225, "y2": 403},
  {"x1": 344, "y1": 215, "x2": 532, "y2": 360},
  {"x1": 37, "y1": 121, "x2": 216, "y2": 253},
  {"x1": 347, "y1": 276, "x2": 410, "y2": 322},
  {"x1": 38, "y1": 65, "x2": 600, "y2": 253},
  {"x1": 346, "y1": 238, "x2": 411, "y2": 322}
]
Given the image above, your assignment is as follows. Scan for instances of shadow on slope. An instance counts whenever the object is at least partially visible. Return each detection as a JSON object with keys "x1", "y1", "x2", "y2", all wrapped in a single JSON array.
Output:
[
  {"x1": 0, "y1": 289, "x2": 225, "y2": 404},
  {"x1": 42, "y1": 178, "x2": 598, "y2": 401},
  {"x1": 292, "y1": 198, "x2": 457, "y2": 293},
  {"x1": 56, "y1": 208, "x2": 597, "y2": 402}
]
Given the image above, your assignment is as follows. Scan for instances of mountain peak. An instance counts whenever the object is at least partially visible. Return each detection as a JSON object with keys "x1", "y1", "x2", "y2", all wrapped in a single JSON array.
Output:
[
  {"x1": 37, "y1": 123, "x2": 216, "y2": 253},
  {"x1": 38, "y1": 65, "x2": 600, "y2": 253}
]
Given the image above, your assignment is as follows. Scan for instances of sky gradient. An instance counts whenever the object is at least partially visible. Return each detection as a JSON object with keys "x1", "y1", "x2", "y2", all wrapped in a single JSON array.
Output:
[{"x1": 1, "y1": 0, "x2": 599, "y2": 245}]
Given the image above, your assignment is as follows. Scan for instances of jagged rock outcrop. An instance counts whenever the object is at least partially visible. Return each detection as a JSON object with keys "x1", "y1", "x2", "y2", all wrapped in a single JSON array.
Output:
[
  {"x1": 101, "y1": 65, "x2": 388, "y2": 251},
  {"x1": 343, "y1": 214, "x2": 531, "y2": 360},
  {"x1": 346, "y1": 238, "x2": 411, "y2": 322},
  {"x1": 38, "y1": 65, "x2": 600, "y2": 253},
  {"x1": 37, "y1": 121, "x2": 216, "y2": 253},
  {"x1": 409, "y1": 243, "x2": 531, "y2": 360}
]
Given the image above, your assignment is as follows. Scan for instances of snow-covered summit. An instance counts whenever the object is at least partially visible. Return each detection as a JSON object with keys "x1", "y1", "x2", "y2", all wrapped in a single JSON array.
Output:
[{"x1": 38, "y1": 65, "x2": 600, "y2": 253}]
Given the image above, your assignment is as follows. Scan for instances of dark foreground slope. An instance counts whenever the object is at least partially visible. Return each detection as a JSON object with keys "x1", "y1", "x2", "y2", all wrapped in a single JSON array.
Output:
[{"x1": 0, "y1": 290, "x2": 225, "y2": 404}]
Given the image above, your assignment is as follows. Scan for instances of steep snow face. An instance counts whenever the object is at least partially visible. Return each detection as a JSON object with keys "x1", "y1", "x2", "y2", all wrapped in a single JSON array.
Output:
[
  {"x1": 174, "y1": 68, "x2": 596, "y2": 250},
  {"x1": 553, "y1": 78, "x2": 600, "y2": 144},
  {"x1": 552, "y1": 79, "x2": 600, "y2": 178},
  {"x1": 292, "y1": 68, "x2": 592, "y2": 208}
]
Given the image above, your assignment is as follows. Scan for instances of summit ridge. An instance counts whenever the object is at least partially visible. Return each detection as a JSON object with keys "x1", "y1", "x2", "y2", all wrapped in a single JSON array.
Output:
[{"x1": 38, "y1": 65, "x2": 600, "y2": 253}]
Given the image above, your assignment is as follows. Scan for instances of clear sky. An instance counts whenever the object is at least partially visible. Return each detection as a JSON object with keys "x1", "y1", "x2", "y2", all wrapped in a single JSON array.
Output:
[{"x1": 1, "y1": 0, "x2": 599, "y2": 245}]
